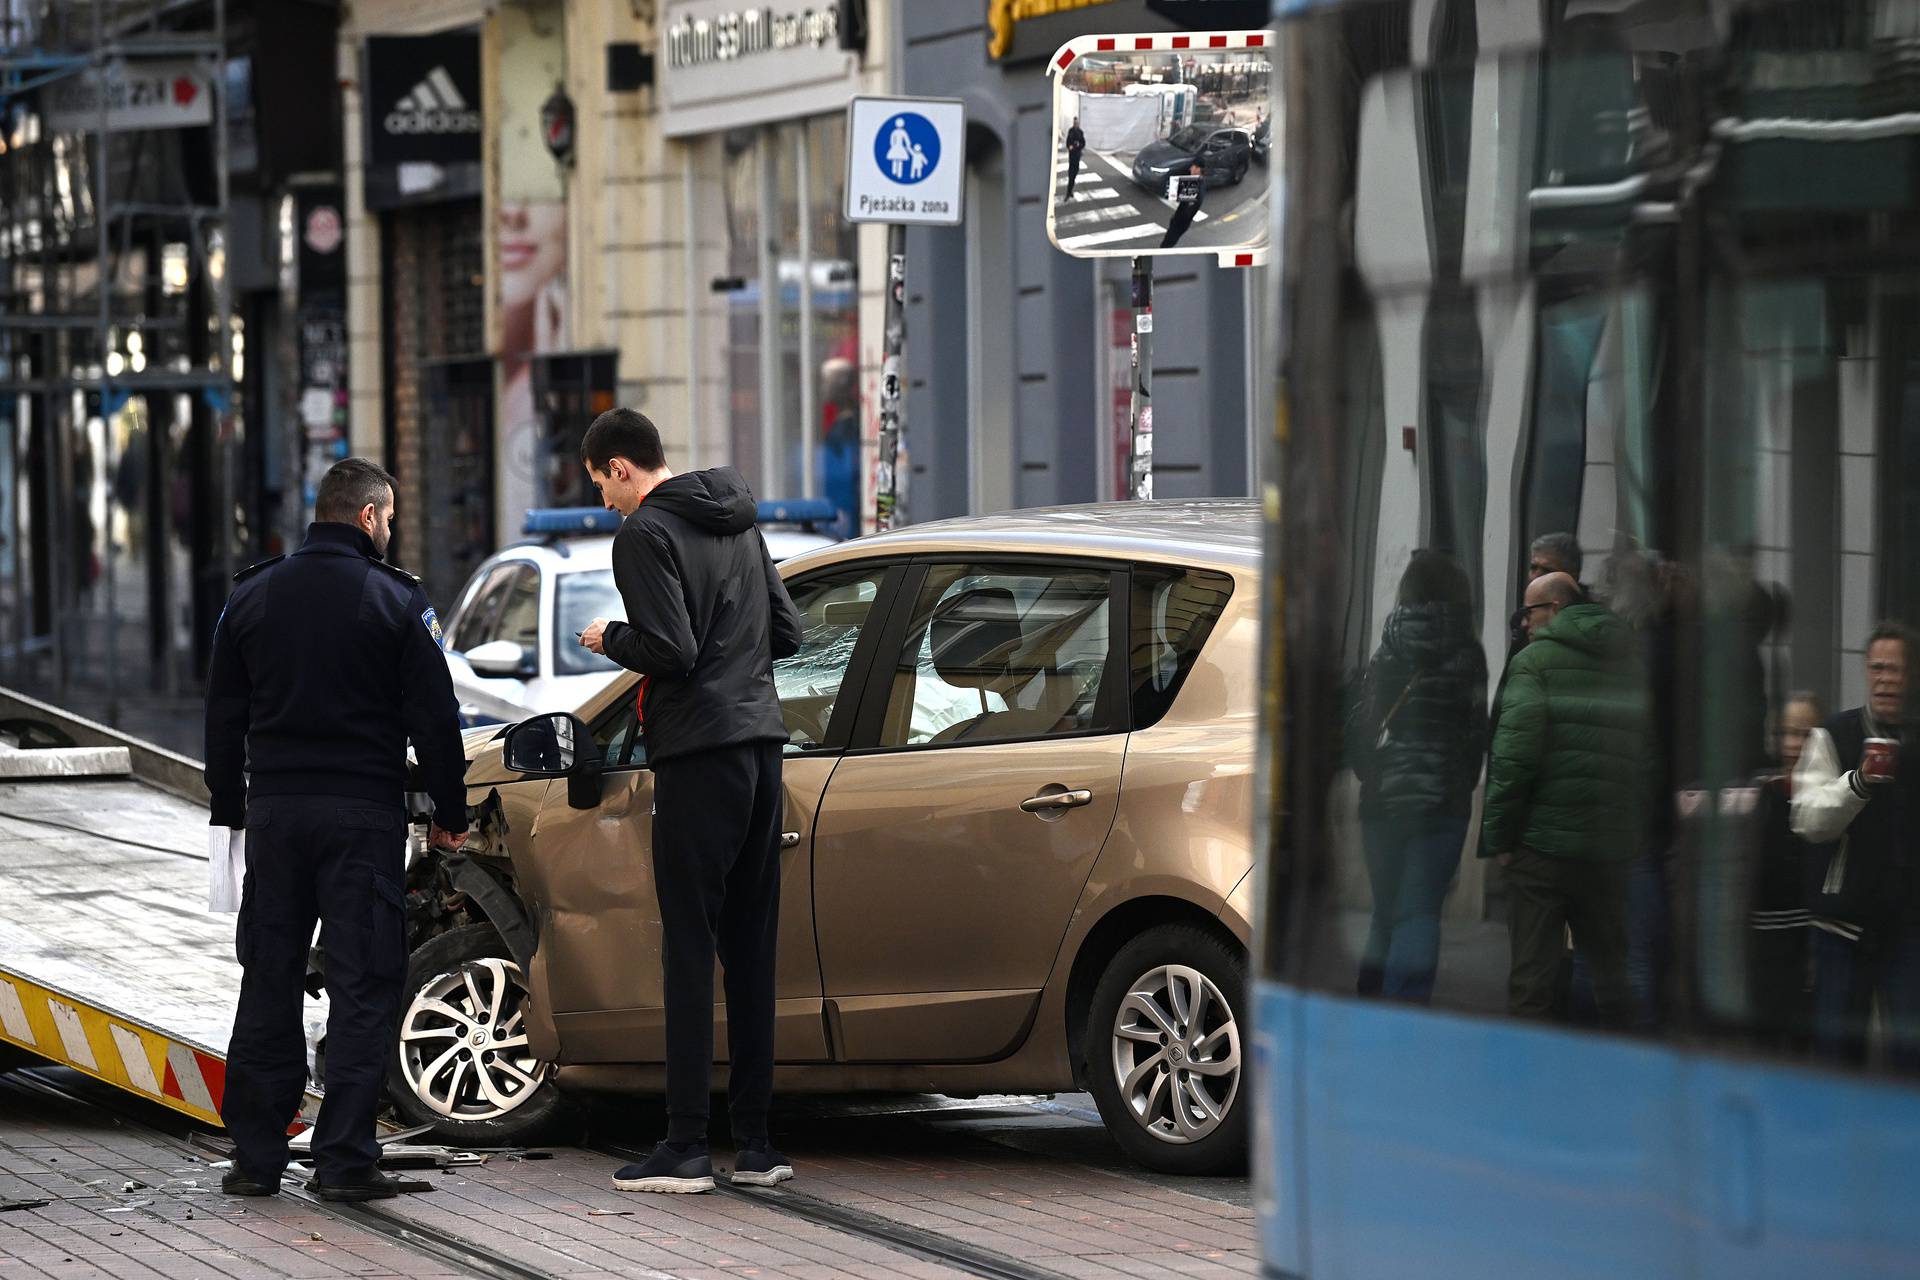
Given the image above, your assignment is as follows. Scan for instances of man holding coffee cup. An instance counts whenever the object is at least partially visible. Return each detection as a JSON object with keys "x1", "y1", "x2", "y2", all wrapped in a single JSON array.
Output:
[{"x1": 1792, "y1": 621, "x2": 1919, "y2": 1068}]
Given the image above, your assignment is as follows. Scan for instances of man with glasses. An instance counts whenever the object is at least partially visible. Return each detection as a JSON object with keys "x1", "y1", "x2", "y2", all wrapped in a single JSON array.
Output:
[{"x1": 1482, "y1": 572, "x2": 1651, "y2": 1025}]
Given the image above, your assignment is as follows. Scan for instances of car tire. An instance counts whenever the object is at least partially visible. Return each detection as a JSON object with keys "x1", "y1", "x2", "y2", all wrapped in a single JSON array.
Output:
[
  {"x1": 1233, "y1": 158, "x2": 1248, "y2": 185},
  {"x1": 1084, "y1": 923, "x2": 1247, "y2": 1176},
  {"x1": 386, "y1": 924, "x2": 573, "y2": 1146}
]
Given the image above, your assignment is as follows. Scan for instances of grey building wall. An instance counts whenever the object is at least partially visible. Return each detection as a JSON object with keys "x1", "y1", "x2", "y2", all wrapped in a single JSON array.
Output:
[{"x1": 898, "y1": 4, "x2": 1257, "y2": 522}]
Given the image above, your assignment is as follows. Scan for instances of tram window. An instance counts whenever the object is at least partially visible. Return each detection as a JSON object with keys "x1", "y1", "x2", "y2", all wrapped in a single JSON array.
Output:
[{"x1": 1266, "y1": 14, "x2": 1920, "y2": 1082}]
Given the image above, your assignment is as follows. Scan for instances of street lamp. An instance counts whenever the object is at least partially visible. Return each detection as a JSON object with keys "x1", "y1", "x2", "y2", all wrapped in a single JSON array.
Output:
[{"x1": 541, "y1": 84, "x2": 575, "y2": 167}]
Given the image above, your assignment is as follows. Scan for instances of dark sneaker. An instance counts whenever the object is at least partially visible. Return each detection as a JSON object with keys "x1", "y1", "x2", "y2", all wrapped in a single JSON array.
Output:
[
  {"x1": 307, "y1": 1169, "x2": 404, "y2": 1202},
  {"x1": 220, "y1": 1166, "x2": 280, "y2": 1196},
  {"x1": 729, "y1": 1140, "x2": 793, "y2": 1187},
  {"x1": 612, "y1": 1141, "x2": 714, "y2": 1194}
]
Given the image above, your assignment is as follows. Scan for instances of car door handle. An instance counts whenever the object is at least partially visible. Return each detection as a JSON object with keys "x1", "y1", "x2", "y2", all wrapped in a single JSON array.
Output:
[
  {"x1": 1021, "y1": 789, "x2": 1092, "y2": 813},
  {"x1": 780, "y1": 831, "x2": 801, "y2": 849}
]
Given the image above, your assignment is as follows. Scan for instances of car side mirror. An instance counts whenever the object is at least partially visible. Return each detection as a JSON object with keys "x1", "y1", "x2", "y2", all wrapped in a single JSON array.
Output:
[
  {"x1": 503, "y1": 712, "x2": 603, "y2": 809},
  {"x1": 467, "y1": 639, "x2": 534, "y2": 679}
]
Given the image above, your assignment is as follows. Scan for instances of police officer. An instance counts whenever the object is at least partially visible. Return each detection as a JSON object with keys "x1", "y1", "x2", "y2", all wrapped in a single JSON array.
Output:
[{"x1": 206, "y1": 457, "x2": 468, "y2": 1202}]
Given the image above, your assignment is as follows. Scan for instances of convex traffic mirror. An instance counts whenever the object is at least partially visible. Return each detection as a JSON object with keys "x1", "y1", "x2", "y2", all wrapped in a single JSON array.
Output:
[{"x1": 1046, "y1": 32, "x2": 1275, "y2": 263}]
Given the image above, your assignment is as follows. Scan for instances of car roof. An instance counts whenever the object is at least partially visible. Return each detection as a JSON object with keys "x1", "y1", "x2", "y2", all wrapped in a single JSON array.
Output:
[
  {"x1": 790, "y1": 500, "x2": 1261, "y2": 572},
  {"x1": 477, "y1": 526, "x2": 840, "y2": 577}
]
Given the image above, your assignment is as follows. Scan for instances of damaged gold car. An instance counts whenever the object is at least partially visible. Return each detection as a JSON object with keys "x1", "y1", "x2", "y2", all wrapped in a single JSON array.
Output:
[{"x1": 380, "y1": 503, "x2": 1258, "y2": 1174}]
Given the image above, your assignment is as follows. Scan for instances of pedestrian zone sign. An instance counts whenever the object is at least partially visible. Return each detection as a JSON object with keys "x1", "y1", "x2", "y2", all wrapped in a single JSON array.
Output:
[{"x1": 845, "y1": 96, "x2": 966, "y2": 226}]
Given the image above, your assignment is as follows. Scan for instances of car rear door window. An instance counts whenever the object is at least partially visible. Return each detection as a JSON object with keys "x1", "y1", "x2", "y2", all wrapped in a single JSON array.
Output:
[
  {"x1": 1130, "y1": 565, "x2": 1236, "y2": 730},
  {"x1": 879, "y1": 565, "x2": 1120, "y2": 748}
]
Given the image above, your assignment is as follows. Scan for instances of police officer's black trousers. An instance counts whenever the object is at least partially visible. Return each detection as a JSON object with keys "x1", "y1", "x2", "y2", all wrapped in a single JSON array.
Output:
[
  {"x1": 223, "y1": 795, "x2": 408, "y2": 1183},
  {"x1": 651, "y1": 741, "x2": 784, "y2": 1145}
]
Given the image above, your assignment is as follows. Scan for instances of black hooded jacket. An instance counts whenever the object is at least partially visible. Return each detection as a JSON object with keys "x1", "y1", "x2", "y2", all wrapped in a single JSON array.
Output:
[
  {"x1": 601, "y1": 467, "x2": 803, "y2": 763},
  {"x1": 1350, "y1": 601, "x2": 1489, "y2": 818}
]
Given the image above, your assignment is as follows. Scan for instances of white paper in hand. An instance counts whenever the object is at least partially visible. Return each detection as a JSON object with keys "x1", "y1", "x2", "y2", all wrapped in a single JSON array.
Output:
[{"x1": 208, "y1": 826, "x2": 246, "y2": 912}]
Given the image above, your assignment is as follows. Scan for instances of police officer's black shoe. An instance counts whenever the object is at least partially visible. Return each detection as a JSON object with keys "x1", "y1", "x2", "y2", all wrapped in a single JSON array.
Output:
[
  {"x1": 728, "y1": 1139, "x2": 793, "y2": 1187},
  {"x1": 220, "y1": 1166, "x2": 280, "y2": 1196},
  {"x1": 306, "y1": 1169, "x2": 404, "y2": 1202},
  {"x1": 611, "y1": 1141, "x2": 714, "y2": 1194}
]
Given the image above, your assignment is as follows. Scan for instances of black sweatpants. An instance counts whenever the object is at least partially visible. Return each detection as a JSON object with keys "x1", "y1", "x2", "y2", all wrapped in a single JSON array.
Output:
[
  {"x1": 651, "y1": 740, "x2": 784, "y2": 1144},
  {"x1": 223, "y1": 795, "x2": 408, "y2": 1183}
]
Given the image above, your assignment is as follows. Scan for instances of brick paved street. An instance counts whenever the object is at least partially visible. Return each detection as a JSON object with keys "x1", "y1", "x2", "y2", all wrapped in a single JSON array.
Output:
[
  {"x1": 0, "y1": 1078, "x2": 467, "y2": 1279},
  {"x1": 0, "y1": 1073, "x2": 1256, "y2": 1280}
]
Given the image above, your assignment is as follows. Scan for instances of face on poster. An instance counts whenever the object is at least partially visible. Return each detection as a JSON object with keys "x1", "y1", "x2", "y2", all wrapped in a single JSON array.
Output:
[{"x1": 1047, "y1": 34, "x2": 1275, "y2": 262}]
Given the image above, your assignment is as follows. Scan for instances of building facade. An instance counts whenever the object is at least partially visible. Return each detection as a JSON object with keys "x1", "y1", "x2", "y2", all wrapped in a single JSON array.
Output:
[
  {"x1": 899, "y1": 0, "x2": 1274, "y2": 520},
  {"x1": 337, "y1": 0, "x2": 891, "y2": 607}
]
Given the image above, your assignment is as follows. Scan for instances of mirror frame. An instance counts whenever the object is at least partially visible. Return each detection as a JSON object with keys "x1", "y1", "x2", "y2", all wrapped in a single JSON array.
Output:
[
  {"x1": 503, "y1": 711, "x2": 604, "y2": 802},
  {"x1": 1044, "y1": 29, "x2": 1276, "y2": 267}
]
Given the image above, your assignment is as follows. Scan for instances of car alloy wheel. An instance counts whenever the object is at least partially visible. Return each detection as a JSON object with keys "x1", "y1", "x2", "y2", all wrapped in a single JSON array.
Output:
[
  {"x1": 1110, "y1": 962, "x2": 1242, "y2": 1144},
  {"x1": 398, "y1": 956, "x2": 551, "y2": 1120}
]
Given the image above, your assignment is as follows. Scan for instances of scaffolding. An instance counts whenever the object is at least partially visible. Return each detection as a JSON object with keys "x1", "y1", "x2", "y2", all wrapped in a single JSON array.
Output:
[{"x1": 0, "y1": 0, "x2": 234, "y2": 722}]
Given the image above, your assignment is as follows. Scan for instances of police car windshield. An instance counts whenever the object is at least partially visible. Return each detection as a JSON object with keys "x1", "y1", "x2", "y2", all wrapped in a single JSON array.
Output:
[{"x1": 554, "y1": 570, "x2": 624, "y2": 675}]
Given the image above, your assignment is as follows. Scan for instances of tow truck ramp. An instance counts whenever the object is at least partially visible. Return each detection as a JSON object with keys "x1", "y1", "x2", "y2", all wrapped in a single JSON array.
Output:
[{"x1": 0, "y1": 686, "x2": 320, "y2": 1131}]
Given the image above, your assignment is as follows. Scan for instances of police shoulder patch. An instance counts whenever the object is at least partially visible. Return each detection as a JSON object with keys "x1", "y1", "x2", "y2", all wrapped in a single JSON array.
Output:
[
  {"x1": 232, "y1": 554, "x2": 284, "y2": 582},
  {"x1": 421, "y1": 607, "x2": 445, "y2": 647}
]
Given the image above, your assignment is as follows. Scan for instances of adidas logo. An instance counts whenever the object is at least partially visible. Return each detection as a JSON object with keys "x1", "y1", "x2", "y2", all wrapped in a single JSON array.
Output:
[{"x1": 383, "y1": 66, "x2": 480, "y2": 136}]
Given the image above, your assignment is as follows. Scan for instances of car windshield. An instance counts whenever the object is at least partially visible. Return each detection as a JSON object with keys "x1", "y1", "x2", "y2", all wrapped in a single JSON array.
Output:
[
  {"x1": 1168, "y1": 125, "x2": 1209, "y2": 150},
  {"x1": 553, "y1": 569, "x2": 624, "y2": 676}
]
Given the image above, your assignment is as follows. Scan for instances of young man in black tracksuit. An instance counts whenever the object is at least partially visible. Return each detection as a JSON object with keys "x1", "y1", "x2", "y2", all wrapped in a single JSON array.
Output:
[{"x1": 577, "y1": 409, "x2": 803, "y2": 1193}]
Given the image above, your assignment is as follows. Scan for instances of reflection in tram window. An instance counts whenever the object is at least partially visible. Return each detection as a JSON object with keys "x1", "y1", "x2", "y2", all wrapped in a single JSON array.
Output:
[
  {"x1": 1344, "y1": 550, "x2": 1485, "y2": 1004},
  {"x1": 1270, "y1": 0, "x2": 1920, "y2": 1072},
  {"x1": 1260, "y1": 1, "x2": 1920, "y2": 1272}
]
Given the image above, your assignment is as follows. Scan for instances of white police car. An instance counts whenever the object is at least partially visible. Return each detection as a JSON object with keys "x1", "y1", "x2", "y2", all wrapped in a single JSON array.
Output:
[{"x1": 440, "y1": 502, "x2": 840, "y2": 726}]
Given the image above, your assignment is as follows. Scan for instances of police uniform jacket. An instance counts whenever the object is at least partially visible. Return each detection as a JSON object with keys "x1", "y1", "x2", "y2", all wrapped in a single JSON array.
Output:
[{"x1": 203, "y1": 521, "x2": 469, "y2": 832}]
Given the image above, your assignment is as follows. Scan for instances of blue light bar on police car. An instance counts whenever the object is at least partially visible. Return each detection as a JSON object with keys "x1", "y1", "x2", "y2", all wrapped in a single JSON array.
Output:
[
  {"x1": 523, "y1": 508, "x2": 621, "y2": 536},
  {"x1": 757, "y1": 498, "x2": 839, "y2": 526}
]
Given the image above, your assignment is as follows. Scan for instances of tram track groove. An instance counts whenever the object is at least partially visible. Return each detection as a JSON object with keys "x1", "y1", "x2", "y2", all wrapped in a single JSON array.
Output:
[
  {"x1": 11, "y1": 1067, "x2": 564, "y2": 1280},
  {"x1": 589, "y1": 1139, "x2": 1073, "y2": 1280}
]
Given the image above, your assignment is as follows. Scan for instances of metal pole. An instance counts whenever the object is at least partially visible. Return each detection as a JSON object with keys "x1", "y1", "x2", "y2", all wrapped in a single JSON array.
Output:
[
  {"x1": 276, "y1": 190, "x2": 301, "y2": 555},
  {"x1": 874, "y1": 223, "x2": 906, "y2": 531},
  {"x1": 213, "y1": 0, "x2": 234, "y2": 587},
  {"x1": 1, "y1": 116, "x2": 18, "y2": 688},
  {"x1": 796, "y1": 123, "x2": 816, "y2": 501},
  {"x1": 95, "y1": 0, "x2": 117, "y2": 724},
  {"x1": 1128, "y1": 254, "x2": 1153, "y2": 501},
  {"x1": 681, "y1": 144, "x2": 701, "y2": 469},
  {"x1": 756, "y1": 128, "x2": 780, "y2": 494}
]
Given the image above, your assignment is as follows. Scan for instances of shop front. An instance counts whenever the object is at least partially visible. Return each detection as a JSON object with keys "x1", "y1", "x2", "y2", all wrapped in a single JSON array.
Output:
[
  {"x1": 661, "y1": 0, "x2": 879, "y2": 538},
  {"x1": 362, "y1": 28, "x2": 490, "y2": 605}
]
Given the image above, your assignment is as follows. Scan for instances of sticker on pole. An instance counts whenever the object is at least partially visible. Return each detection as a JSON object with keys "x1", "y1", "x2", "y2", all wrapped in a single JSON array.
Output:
[{"x1": 845, "y1": 96, "x2": 966, "y2": 226}]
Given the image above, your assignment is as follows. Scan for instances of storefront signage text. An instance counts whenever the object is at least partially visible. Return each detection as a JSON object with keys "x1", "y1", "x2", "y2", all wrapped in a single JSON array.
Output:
[
  {"x1": 665, "y1": 6, "x2": 840, "y2": 69},
  {"x1": 659, "y1": 0, "x2": 860, "y2": 138},
  {"x1": 44, "y1": 59, "x2": 213, "y2": 132},
  {"x1": 988, "y1": 0, "x2": 1124, "y2": 61}
]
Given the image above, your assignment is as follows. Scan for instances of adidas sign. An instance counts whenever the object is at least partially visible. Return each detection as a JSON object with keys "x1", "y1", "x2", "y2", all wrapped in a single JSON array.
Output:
[{"x1": 384, "y1": 65, "x2": 480, "y2": 136}]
